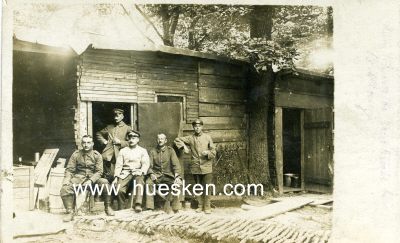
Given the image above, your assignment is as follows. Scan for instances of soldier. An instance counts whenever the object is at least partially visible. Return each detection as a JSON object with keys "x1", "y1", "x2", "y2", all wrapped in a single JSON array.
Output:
[
  {"x1": 96, "y1": 108, "x2": 132, "y2": 182},
  {"x1": 145, "y1": 133, "x2": 183, "y2": 213},
  {"x1": 112, "y1": 130, "x2": 150, "y2": 212},
  {"x1": 60, "y1": 135, "x2": 115, "y2": 222},
  {"x1": 174, "y1": 119, "x2": 216, "y2": 214}
]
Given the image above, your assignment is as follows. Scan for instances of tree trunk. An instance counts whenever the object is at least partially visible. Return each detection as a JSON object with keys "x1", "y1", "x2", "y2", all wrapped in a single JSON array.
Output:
[
  {"x1": 248, "y1": 5, "x2": 275, "y2": 188},
  {"x1": 160, "y1": 5, "x2": 181, "y2": 46}
]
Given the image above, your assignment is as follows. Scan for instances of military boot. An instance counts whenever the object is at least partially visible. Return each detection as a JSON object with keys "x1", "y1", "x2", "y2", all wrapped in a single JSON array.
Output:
[
  {"x1": 61, "y1": 195, "x2": 75, "y2": 222},
  {"x1": 204, "y1": 195, "x2": 212, "y2": 214},
  {"x1": 104, "y1": 195, "x2": 115, "y2": 216},
  {"x1": 196, "y1": 196, "x2": 203, "y2": 213}
]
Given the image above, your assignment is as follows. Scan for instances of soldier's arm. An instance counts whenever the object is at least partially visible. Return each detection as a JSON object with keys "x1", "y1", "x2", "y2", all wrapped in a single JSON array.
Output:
[
  {"x1": 147, "y1": 150, "x2": 155, "y2": 175},
  {"x1": 90, "y1": 152, "x2": 103, "y2": 183},
  {"x1": 141, "y1": 149, "x2": 151, "y2": 175},
  {"x1": 114, "y1": 149, "x2": 124, "y2": 178},
  {"x1": 96, "y1": 126, "x2": 109, "y2": 145},
  {"x1": 119, "y1": 127, "x2": 131, "y2": 148},
  {"x1": 174, "y1": 135, "x2": 192, "y2": 147},
  {"x1": 62, "y1": 152, "x2": 77, "y2": 185},
  {"x1": 207, "y1": 136, "x2": 217, "y2": 160},
  {"x1": 174, "y1": 136, "x2": 191, "y2": 154},
  {"x1": 170, "y1": 148, "x2": 182, "y2": 177}
]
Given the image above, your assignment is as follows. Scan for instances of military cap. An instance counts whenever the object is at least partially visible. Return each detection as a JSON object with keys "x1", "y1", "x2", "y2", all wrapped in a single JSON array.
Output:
[
  {"x1": 112, "y1": 108, "x2": 124, "y2": 114},
  {"x1": 127, "y1": 130, "x2": 141, "y2": 138},
  {"x1": 192, "y1": 118, "x2": 204, "y2": 126}
]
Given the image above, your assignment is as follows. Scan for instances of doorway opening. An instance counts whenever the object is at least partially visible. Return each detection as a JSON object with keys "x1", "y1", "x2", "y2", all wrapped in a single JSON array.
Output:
[
  {"x1": 91, "y1": 102, "x2": 135, "y2": 152},
  {"x1": 282, "y1": 108, "x2": 301, "y2": 190}
]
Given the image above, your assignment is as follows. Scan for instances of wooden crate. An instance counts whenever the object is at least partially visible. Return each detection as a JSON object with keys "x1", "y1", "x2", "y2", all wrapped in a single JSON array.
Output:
[{"x1": 13, "y1": 166, "x2": 34, "y2": 210}]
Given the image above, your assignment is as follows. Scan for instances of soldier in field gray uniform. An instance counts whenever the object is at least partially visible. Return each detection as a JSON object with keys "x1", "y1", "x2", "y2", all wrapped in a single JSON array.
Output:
[
  {"x1": 60, "y1": 135, "x2": 115, "y2": 222},
  {"x1": 96, "y1": 108, "x2": 132, "y2": 182},
  {"x1": 174, "y1": 119, "x2": 216, "y2": 214}
]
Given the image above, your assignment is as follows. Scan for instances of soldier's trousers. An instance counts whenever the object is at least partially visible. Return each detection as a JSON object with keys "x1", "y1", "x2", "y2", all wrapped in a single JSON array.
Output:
[
  {"x1": 145, "y1": 175, "x2": 180, "y2": 210},
  {"x1": 193, "y1": 173, "x2": 213, "y2": 210},
  {"x1": 116, "y1": 174, "x2": 144, "y2": 210},
  {"x1": 60, "y1": 176, "x2": 112, "y2": 210}
]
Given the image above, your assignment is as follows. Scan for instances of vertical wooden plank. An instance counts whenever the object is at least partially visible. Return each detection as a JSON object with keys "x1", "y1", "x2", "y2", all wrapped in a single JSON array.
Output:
[
  {"x1": 274, "y1": 107, "x2": 284, "y2": 194},
  {"x1": 300, "y1": 110, "x2": 305, "y2": 190},
  {"x1": 133, "y1": 103, "x2": 138, "y2": 131},
  {"x1": 130, "y1": 104, "x2": 134, "y2": 129},
  {"x1": 87, "y1": 101, "x2": 93, "y2": 136},
  {"x1": 78, "y1": 101, "x2": 88, "y2": 143}
]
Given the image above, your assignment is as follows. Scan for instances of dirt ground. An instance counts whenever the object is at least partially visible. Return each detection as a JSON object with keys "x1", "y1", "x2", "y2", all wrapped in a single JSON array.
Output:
[{"x1": 14, "y1": 194, "x2": 332, "y2": 243}]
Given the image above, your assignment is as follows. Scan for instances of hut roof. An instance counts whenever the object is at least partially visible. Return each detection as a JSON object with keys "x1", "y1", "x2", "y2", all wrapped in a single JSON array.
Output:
[{"x1": 13, "y1": 3, "x2": 247, "y2": 65}]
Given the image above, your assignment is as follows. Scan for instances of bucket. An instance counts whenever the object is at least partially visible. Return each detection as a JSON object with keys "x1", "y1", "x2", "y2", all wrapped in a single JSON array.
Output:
[
  {"x1": 284, "y1": 173, "x2": 294, "y2": 187},
  {"x1": 291, "y1": 175, "x2": 300, "y2": 188}
]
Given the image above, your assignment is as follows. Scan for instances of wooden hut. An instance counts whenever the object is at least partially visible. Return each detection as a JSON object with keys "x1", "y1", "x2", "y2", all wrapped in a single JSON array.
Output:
[
  {"x1": 13, "y1": 38, "x2": 250, "y2": 189},
  {"x1": 271, "y1": 69, "x2": 334, "y2": 194}
]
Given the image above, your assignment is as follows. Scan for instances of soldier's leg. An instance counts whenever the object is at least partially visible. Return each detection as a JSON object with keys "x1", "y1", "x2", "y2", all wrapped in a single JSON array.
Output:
[
  {"x1": 144, "y1": 176, "x2": 155, "y2": 210},
  {"x1": 133, "y1": 175, "x2": 145, "y2": 212},
  {"x1": 162, "y1": 176, "x2": 181, "y2": 212},
  {"x1": 60, "y1": 177, "x2": 84, "y2": 222},
  {"x1": 95, "y1": 178, "x2": 115, "y2": 216},
  {"x1": 116, "y1": 175, "x2": 133, "y2": 210},
  {"x1": 203, "y1": 173, "x2": 213, "y2": 213},
  {"x1": 193, "y1": 174, "x2": 204, "y2": 212}
]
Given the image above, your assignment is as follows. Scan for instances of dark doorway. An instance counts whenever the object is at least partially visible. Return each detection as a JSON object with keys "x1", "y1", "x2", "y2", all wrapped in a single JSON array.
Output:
[
  {"x1": 282, "y1": 108, "x2": 301, "y2": 183},
  {"x1": 92, "y1": 102, "x2": 133, "y2": 152}
]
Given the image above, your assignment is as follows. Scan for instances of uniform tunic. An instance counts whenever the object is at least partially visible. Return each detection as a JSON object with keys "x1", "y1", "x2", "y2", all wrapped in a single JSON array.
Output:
[
  {"x1": 60, "y1": 149, "x2": 109, "y2": 197},
  {"x1": 148, "y1": 146, "x2": 181, "y2": 179},
  {"x1": 174, "y1": 132, "x2": 216, "y2": 174},
  {"x1": 114, "y1": 145, "x2": 150, "y2": 179},
  {"x1": 96, "y1": 121, "x2": 132, "y2": 161}
]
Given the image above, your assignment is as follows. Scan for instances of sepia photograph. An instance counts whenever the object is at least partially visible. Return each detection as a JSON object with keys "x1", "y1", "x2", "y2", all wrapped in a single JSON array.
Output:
[{"x1": 1, "y1": 1, "x2": 398, "y2": 243}]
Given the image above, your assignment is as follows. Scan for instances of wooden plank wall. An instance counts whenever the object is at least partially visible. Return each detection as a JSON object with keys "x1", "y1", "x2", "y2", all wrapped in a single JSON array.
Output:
[
  {"x1": 274, "y1": 75, "x2": 333, "y2": 109},
  {"x1": 196, "y1": 60, "x2": 249, "y2": 189},
  {"x1": 78, "y1": 49, "x2": 199, "y2": 120},
  {"x1": 78, "y1": 50, "x2": 251, "y2": 189}
]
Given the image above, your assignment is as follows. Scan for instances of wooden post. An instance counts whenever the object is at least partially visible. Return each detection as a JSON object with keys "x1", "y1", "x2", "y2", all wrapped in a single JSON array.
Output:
[
  {"x1": 130, "y1": 104, "x2": 134, "y2": 130},
  {"x1": 300, "y1": 110, "x2": 305, "y2": 190},
  {"x1": 274, "y1": 107, "x2": 283, "y2": 194},
  {"x1": 87, "y1": 101, "x2": 92, "y2": 136}
]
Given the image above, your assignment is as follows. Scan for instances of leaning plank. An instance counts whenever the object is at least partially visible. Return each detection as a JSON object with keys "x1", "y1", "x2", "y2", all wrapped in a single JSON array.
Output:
[
  {"x1": 34, "y1": 149, "x2": 59, "y2": 187},
  {"x1": 237, "y1": 197, "x2": 314, "y2": 220}
]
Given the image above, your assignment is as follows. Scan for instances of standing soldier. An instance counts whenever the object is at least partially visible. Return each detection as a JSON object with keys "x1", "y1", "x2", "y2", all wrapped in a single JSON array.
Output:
[
  {"x1": 145, "y1": 133, "x2": 183, "y2": 213},
  {"x1": 174, "y1": 119, "x2": 216, "y2": 214},
  {"x1": 113, "y1": 130, "x2": 150, "y2": 212},
  {"x1": 96, "y1": 108, "x2": 132, "y2": 182},
  {"x1": 60, "y1": 135, "x2": 115, "y2": 222}
]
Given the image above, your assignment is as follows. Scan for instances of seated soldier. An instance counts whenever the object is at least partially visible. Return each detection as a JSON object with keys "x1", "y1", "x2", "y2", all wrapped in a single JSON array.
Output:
[
  {"x1": 60, "y1": 135, "x2": 115, "y2": 222},
  {"x1": 112, "y1": 130, "x2": 150, "y2": 212},
  {"x1": 145, "y1": 133, "x2": 183, "y2": 213}
]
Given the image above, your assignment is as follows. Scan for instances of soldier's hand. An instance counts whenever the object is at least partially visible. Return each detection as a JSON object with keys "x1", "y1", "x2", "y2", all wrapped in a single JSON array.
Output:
[
  {"x1": 183, "y1": 145, "x2": 190, "y2": 154},
  {"x1": 174, "y1": 176, "x2": 183, "y2": 186},
  {"x1": 112, "y1": 138, "x2": 121, "y2": 145},
  {"x1": 201, "y1": 150, "x2": 209, "y2": 156},
  {"x1": 82, "y1": 180, "x2": 92, "y2": 187},
  {"x1": 150, "y1": 174, "x2": 157, "y2": 181}
]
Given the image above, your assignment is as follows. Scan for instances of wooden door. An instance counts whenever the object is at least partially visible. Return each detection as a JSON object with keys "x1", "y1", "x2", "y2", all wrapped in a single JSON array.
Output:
[
  {"x1": 137, "y1": 103, "x2": 182, "y2": 151},
  {"x1": 303, "y1": 107, "x2": 334, "y2": 192}
]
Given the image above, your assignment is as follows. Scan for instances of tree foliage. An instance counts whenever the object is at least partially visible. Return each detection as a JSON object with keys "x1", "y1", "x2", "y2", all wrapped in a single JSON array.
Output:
[{"x1": 140, "y1": 4, "x2": 333, "y2": 74}]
